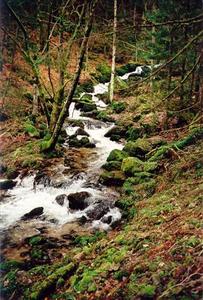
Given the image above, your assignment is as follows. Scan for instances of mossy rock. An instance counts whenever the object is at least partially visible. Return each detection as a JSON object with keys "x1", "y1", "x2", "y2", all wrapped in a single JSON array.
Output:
[
  {"x1": 121, "y1": 157, "x2": 144, "y2": 175},
  {"x1": 123, "y1": 138, "x2": 152, "y2": 158},
  {"x1": 102, "y1": 160, "x2": 122, "y2": 171},
  {"x1": 107, "y1": 149, "x2": 128, "y2": 162},
  {"x1": 69, "y1": 136, "x2": 95, "y2": 148},
  {"x1": 99, "y1": 170, "x2": 126, "y2": 186},
  {"x1": 105, "y1": 126, "x2": 127, "y2": 139}
]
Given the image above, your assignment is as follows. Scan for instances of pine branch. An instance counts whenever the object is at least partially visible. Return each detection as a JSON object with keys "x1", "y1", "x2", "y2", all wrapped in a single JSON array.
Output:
[
  {"x1": 163, "y1": 55, "x2": 201, "y2": 102},
  {"x1": 127, "y1": 29, "x2": 203, "y2": 91}
]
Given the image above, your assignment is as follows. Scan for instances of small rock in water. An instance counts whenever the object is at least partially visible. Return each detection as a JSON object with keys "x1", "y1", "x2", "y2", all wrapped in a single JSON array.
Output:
[
  {"x1": 68, "y1": 191, "x2": 91, "y2": 210},
  {"x1": 0, "y1": 180, "x2": 17, "y2": 190},
  {"x1": 86, "y1": 201, "x2": 110, "y2": 220},
  {"x1": 78, "y1": 215, "x2": 88, "y2": 225},
  {"x1": 0, "y1": 164, "x2": 7, "y2": 175},
  {"x1": 75, "y1": 128, "x2": 89, "y2": 136},
  {"x1": 21, "y1": 207, "x2": 44, "y2": 220},
  {"x1": 34, "y1": 172, "x2": 51, "y2": 187},
  {"x1": 101, "y1": 215, "x2": 112, "y2": 224},
  {"x1": 55, "y1": 194, "x2": 68, "y2": 206}
]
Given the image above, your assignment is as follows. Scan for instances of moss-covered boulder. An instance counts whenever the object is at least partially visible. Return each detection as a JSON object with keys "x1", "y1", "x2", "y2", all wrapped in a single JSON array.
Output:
[
  {"x1": 99, "y1": 171, "x2": 126, "y2": 186},
  {"x1": 102, "y1": 161, "x2": 122, "y2": 171},
  {"x1": 121, "y1": 157, "x2": 144, "y2": 175},
  {"x1": 104, "y1": 126, "x2": 127, "y2": 139},
  {"x1": 123, "y1": 138, "x2": 152, "y2": 158},
  {"x1": 75, "y1": 94, "x2": 97, "y2": 112},
  {"x1": 107, "y1": 149, "x2": 128, "y2": 162}
]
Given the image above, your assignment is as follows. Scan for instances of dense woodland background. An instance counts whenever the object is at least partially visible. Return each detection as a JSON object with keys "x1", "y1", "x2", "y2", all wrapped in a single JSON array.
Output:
[{"x1": 0, "y1": 0, "x2": 203, "y2": 299}]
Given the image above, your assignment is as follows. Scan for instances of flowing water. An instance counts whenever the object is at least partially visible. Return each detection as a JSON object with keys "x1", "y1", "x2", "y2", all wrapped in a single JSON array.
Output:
[{"x1": 0, "y1": 66, "x2": 146, "y2": 232}]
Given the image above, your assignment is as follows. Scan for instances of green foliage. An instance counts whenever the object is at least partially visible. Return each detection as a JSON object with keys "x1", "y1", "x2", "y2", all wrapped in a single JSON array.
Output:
[
  {"x1": 95, "y1": 63, "x2": 111, "y2": 83},
  {"x1": 111, "y1": 101, "x2": 126, "y2": 113},
  {"x1": 74, "y1": 232, "x2": 106, "y2": 247},
  {"x1": 115, "y1": 197, "x2": 136, "y2": 219},
  {"x1": 28, "y1": 236, "x2": 43, "y2": 246},
  {"x1": 0, "y1": 269, "x2": 19, "y2": 298},
  {"x1": 30, "y1": 263, "x2": 75, "y2": 300},
  {"x1": 127, "y1": 126, "x2": 142, "y2": 141},
  {"x1": 0, "y1": 260, "x2": 22, "y2": 272},
  {"x1": 96, "y1": 111, "x2": 114, "y2": 122},
  {"x1": 24, "y1": 120, "x2": 40, "y2": 138}
]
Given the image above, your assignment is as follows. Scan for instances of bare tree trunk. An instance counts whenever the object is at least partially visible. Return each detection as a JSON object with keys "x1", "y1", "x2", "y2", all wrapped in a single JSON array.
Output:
[
  {"x1": 109, "y1": 0, "x2": 117, "y2": 103},
  {"x1": 42, "y1": 1, "x2": 97, "y2": 152},
  {"x1": 32, "y1": 83, "x2": 39, "y2": 116}
]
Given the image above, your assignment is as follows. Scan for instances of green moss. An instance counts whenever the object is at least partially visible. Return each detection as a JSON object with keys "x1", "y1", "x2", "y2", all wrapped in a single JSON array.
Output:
[
  {"x1": 99, "y1": 170, "x2": 126, "y2": 186},
  {"x1": 102, "y1": 160, "x2": 122, "y2": 171},
  {"x1": 96, "y1": 111, "x2": 114, "y2": 122},
  {"x1": 74, "y1": 232, "x2": 106, "y2": 246},
  {"x1": 30, "y1": 262, "x2": 75, "y2": 300},
  {"x1": 127, "y1": 126, "x2": 142, "y2": 141},
  {"x1": 111, "y1": 101, "x2": 126, "y2": 113},
  {"x1": 107, "y1": 149, "x2": 128, "y2": 162},
  {"x1": 24, "y1": 121, "x2": 40, "y2": 138},
  {"x1": 28, "y1": 236, "x2": 43, "y2": 246},
  {"x1": 123, "y1": 138, "x2": 152, "y2": 158},
  {"x1": 139, "y1": 284, "x2": 156, "y2": 297},
  {"x1": 121, "y1": 157, "x2": 144, "y2": 175},
  {"x1": 0, "y1": 260, "x2": 23, "y2": 272}
]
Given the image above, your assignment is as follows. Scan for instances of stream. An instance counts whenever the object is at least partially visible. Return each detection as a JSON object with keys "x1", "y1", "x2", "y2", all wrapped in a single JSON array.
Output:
[{"x1": 0, "y1": 66, "x2": 146, "y2": 234}]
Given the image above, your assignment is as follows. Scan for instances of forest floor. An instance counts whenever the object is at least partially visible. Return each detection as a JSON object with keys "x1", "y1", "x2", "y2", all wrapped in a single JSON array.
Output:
[{"x1": 0, "y1": 50, "x2": 203, "y2": 300}]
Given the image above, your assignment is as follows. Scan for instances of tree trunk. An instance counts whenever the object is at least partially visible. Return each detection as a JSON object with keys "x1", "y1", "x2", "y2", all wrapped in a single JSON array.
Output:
[
  {"x1": 42, "y1": 1, "x2": 97, "y2": 152},
  {"x1": 109, "y1": 0, "x2": 117, "y2": 103},
  {"x1": 32, "y1": 83, "x2": 39, "y2": 116}
]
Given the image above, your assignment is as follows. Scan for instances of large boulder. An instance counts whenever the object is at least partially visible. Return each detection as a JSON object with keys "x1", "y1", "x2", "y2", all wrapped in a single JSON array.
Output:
[
  {"x1": 68, "y1": 191, "x2": 91, "y2": 210},
  {"x1": 107, "y1": 149, "x2": 128, "y2": 162},
  {"x1": 0, "y1": 180, "x2": 16, "y2": 190},
  {"x1": 123, "y1": 138, "x2": 152, "y2": 158},
  {"x1": 86, "y1": 201, "x2": 110, "y2": 220},
  {"x1": 99, "y1": 171, "x2": 126, "y2": 186},
  {"x1": 21, "y1": 207, "x2": 44, "y2": 220},
  {"x1": 121, "y1": 157, "x2": 158, "y2": 176}
]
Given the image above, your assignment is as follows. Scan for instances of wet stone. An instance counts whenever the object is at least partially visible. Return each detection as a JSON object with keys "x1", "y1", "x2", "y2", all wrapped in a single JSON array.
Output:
[
  {"x1": 86, "y1": 201, "x2": 110, "y2": 220},
  {"x1": 0, "y1": 180, "x2": 17, "y2": 190},
  {"x1": 55, "y1": 194, "x2": 68, "y2": 206},
  {"x1": 21, "y1": 207, "x2": 44, "y2": 221},
  {"x1": 34, "y1": 172, "x2": 51, "y2": 187},
  {"x1": 68, "y1": 191, "x2": 91, "y2": 210}
]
